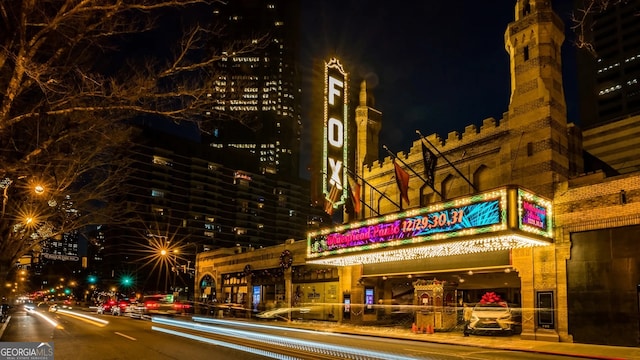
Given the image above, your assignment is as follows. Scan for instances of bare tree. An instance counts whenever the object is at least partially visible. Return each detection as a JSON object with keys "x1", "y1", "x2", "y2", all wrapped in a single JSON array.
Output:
[
  {"x1": 571, "y1": 0, "x2": 628, "y2": 56},
  {"x1": 0, "y1": 0, "x2": 264, "y2": 295}
]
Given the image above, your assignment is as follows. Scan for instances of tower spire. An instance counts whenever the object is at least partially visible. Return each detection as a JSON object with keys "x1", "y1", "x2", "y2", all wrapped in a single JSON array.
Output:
[
  {"x1": 504, "y1": 0, "x2": 569, "y2": 197},
  {"x1": 359, "y1": 80, "x2": 367, "y2": 106}
]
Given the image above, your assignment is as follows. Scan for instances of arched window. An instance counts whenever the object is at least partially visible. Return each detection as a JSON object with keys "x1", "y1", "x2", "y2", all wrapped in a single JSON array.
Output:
[
  {"x1": 473, "y1": 165, "x2": 492, "y2": 192},
  {"x1": 440, "y1": 174, "x2": 455, "y2": 200}
]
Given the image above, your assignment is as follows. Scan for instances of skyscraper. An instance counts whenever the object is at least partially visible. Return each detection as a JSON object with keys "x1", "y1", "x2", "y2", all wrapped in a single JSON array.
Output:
[
  {"x1": 577, "y1": 0, "x2": 640, "y2": 174},
  {"x1": 576, "y1": 0, "x2": 640, "y2": 126},
  {"x1": 203, "y1": 0, "x2": 302, "y2": 179},
  {"x1": 101, "y1": 127, "x2": 327, "y2": 293}
]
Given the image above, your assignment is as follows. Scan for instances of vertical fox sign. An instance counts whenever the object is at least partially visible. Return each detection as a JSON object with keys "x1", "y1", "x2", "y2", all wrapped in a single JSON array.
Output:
[{"x1": 323, "y1": 58, "x2": 348, "y2": 212}]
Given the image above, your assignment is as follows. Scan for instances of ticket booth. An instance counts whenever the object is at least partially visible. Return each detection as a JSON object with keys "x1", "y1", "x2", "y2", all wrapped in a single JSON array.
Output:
[{"x1": 414, "y1": 279, "x2": 458, "y2": 331}]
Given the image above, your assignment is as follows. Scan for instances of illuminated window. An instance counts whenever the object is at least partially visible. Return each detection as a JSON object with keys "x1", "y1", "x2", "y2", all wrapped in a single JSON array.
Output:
[
  {"x1": 153, "y1": 156, "x2": 172, "y2": 167},
  {"x1": 598, "y1": 84, "x2": 622, "y2": 96},
  {"x1": 152, "y1": 207, "x2": 164, "y2": 216},
  {"x1": 151, "y1": 189, "x2": 164, "y2": 198}
]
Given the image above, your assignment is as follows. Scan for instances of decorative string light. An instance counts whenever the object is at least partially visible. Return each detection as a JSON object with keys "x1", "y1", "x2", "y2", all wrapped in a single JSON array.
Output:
[
  {"x1": 307, "y1": 186, "x2": 554, "y2": 267},
  {"x1": 306, "y1": 234, "x2": 550, "y2": 267}
]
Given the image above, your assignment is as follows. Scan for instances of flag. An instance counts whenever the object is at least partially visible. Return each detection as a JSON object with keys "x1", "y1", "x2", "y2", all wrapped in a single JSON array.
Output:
[
  {"x1": 422, "y1": 142, "x2": 437, "y2": 187},
  {"x1": 324, "y1": 184, "x2": 340, "y2": 215},
  {"x1": 393, "y1": 160, "x2": 410, "y2": 205},
  {"x1": 347, "y1": 174, "x2": 361, "y2": 214}
]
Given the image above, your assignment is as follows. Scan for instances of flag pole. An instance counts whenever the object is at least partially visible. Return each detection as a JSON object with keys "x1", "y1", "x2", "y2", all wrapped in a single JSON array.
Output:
[
  {"x1": 382, "y1": 145, "x2": 443, "y2": 199},
  {"x1": 416, "y1": 130, "x2": 478, "y2": 192},
  {"x1": 345, "y1": 167, "x2": 400, "y2": 211}
]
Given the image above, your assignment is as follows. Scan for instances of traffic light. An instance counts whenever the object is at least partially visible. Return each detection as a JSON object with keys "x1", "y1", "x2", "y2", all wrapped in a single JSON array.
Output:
[
  {"x1": 87, "y1": 275, "x2": 97, "y2": 284},
  {"x1": 64, "y1": 288, "x2": 71, "y2": 295},
  {"x1": 120, "y1": 276, "x2": 132, "y2": 287}
]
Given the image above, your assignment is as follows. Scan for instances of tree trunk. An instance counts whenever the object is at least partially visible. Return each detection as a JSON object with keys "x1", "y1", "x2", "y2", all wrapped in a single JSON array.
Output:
[{"x1": 0, "y1": 260, "x2": 14, "y2": 302}]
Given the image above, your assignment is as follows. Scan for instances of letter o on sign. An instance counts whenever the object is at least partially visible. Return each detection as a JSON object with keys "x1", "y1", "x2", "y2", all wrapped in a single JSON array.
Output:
[{"x1": 328, "y1": 118, "x2": 343, "y2": 147}]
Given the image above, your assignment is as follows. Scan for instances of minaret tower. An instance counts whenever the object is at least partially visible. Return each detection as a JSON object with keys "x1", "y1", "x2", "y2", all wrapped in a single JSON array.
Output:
[
  {"x1": 505, "y1": 0, "x2": 569, "y2": 197},
  {"x1": 355, "y1": 80, "x2": 382, "y2": 177}
]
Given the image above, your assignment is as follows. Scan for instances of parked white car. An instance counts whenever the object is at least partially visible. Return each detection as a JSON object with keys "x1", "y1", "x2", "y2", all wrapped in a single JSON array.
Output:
[{"x1": 468, "y1": 303, "x2": 513, "y2": 334}]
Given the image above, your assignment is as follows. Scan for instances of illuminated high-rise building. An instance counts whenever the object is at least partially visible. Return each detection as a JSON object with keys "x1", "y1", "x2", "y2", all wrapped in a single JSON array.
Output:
[
  {"x1": 576, "y1": 0, "x2": 640, "y2": 127},
  {"x1": 577, "y1": 0, "x2": 640, "y2": 174},
  {"x1": 203, "y1": 0, "x2": 302, "y2": 178}
]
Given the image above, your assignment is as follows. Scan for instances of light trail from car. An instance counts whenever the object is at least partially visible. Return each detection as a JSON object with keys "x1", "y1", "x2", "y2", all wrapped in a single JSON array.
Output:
[
  {"x1": 153, "y1": 317, "x2": 413, "y2": 360},
  {"x1": 26, "y1": 308, "x2": 60, "y2": 329},
  {"x1": 56, "y1": 309, "x2": 109, "y2": 327},
  {"x1": 152, "y1": 326, "x2": 296, "y2": 360},
  {"x1": 192, "y1": 316, "x2": 331, "y2": 336}
]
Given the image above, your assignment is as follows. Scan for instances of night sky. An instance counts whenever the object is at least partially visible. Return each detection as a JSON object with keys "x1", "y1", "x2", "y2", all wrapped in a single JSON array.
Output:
[{"x1": 299, "y1": 1, "x2": 579, "y2": 163}]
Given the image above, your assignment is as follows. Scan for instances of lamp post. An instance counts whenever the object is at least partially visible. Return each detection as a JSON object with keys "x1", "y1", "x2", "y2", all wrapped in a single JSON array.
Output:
[
  {"x1": 171, "y1": 249, "x2": 179, "y2": 295},
  {"x1": 160, "y1": 249, "x2": 168, "y2": 293}
]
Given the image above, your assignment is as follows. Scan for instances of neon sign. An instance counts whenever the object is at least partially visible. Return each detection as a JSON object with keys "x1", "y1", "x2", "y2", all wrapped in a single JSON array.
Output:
[
  {"x1": 309, "y1": 189, "x2": 509, "y2": 256},
  {"x1": 322, "y1": 58, "x2": 348, "y2": 208},
  {"x1": 522, "y1": 201, "x2": 546, "y2": 229},
  {"x1": 307, "y1": 186, "x2": 554, "y2": 263},
  {"x1": 313, "y1": 199, "x2": 502, "y2": 254},
  {"x1": 518, "y1": 188, "x2": 552, "y2": 237}
]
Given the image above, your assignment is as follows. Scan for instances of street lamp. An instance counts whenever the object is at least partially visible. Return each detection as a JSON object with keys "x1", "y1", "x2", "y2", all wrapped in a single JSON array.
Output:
[
  {"x1": 160, "y1": 249, "x2": 169, "y2": 293},
  {"x1": 171, "y1": 249, "x2": 180, "y2": 294},
  {"x1": 34, "y1": 185, "x2": 45, "y2": 195}
]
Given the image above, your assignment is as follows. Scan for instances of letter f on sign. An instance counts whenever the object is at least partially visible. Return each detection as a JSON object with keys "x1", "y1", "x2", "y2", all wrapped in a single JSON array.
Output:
[{"x1": 328, "y1": 76, "x2": 344, "y2": 105}]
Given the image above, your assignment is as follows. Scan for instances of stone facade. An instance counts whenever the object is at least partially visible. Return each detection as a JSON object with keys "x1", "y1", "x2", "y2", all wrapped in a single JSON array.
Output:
[{"x1": 358, "y1": 1, "x2": 572, "y2": 341}]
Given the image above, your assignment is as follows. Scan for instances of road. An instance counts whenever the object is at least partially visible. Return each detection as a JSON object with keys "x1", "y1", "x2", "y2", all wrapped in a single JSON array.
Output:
[
  {"x1": 2, "y1": 304, "x2": 583, "y2": 359},
  {"x1": 2, "y1": 304, "x2": 269, "y2": 360}
]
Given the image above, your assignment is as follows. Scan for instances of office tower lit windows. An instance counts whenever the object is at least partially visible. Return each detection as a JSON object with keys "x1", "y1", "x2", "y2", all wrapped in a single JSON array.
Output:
[{"x1": 204, "y1": 0, "x2": 302, "y2": 178}]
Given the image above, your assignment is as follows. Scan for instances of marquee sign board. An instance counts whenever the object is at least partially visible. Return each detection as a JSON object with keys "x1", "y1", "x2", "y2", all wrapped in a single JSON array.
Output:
[
  {"x1": 518, "y1": 188, "x2": 552, "y2": 238},
  {"x1": 322, "y1": 58, "x2": 348, "y2": 209},
  {"x1": 307, "y1": 186, "x2": 553, "y2": 266}
]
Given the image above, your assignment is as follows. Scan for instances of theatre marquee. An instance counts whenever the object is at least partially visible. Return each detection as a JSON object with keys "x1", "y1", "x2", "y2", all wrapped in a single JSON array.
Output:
[{"x1": 307, "y1": 186, "x2": 552, "y2": 266}]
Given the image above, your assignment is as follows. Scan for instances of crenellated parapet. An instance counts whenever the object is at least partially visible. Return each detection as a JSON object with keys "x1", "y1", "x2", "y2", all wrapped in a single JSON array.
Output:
[{"x1": 371, "y1": 116, "x2": 506, "y2": 173}]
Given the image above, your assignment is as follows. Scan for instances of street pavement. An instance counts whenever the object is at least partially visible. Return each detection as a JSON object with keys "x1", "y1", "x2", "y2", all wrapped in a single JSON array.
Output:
[{"x1": 2, "y1": 308, "x2": 639, "y2": 360}]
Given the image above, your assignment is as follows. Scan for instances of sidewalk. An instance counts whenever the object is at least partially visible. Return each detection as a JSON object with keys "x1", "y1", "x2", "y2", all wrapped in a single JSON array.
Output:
[{"x1": 280, "y1": 320, "x2": 640, "y2": 360}]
